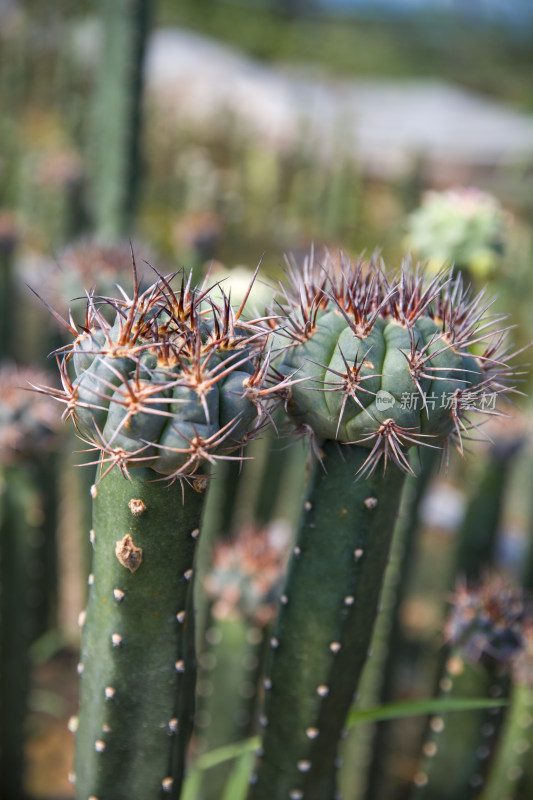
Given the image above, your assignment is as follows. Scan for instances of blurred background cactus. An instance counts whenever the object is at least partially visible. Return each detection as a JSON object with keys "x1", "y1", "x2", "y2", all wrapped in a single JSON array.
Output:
[
  {"x1": 0, "y1": 364, "x2": 61, "y2": 800},
  {"x1": 404, "y1": 187, "x2": 510, "y2": 282},
  {"x1": 2, "y1": 0, "x2": 533, "y2": 798}
]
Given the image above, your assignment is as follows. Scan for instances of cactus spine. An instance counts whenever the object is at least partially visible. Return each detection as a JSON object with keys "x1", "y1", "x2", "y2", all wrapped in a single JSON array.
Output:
[{"x1": 249, "y1": 252, "x2": 515, "y2": 800}]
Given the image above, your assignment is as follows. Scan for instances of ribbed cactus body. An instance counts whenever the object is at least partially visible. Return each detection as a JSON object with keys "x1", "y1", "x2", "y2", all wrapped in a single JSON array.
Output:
[
  {"x1": 0, "y1": 365, "x2": 60, "y2": 798},
  {"x1": 248, "y1": 441, "x2": 406, "y2": 800},
  {"x1": 71, "y1": 330, "x2": 256, "y2": 476},
  {"x1": 54, "y1": 272, "x2": 267, "y2": 481},
  {"x1": 198, "y1": 520, "x2": 290, "y2": 794},
  {"x1": 74, "y1": 466, "x2": 204, "y2": 799},
  {"x1": 282, "y1": 306, "x2": 482, "y2": 446},
  {"x1": 197, "y1": 617, "x2": 264, "y2": 800}
]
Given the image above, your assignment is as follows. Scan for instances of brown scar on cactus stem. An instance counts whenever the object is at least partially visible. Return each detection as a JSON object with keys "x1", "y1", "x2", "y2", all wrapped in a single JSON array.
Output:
[
  {"x1": 115, "y1": 534, "x2": 143, "y2": 573},
  {"x1": 128, "y1": 498, "x2": 146, "y2": 516}
]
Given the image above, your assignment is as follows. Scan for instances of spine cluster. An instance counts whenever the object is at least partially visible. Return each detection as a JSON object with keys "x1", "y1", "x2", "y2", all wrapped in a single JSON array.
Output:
[
  {"x1": 44, "y1": 265, "x2": 279, "y2": 483},
  {"x1": 277, "y1": 251, "x2": 515, "y2": 474}
]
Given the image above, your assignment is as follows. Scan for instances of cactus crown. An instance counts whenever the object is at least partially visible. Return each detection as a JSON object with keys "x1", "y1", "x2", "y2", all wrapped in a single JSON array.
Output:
[
  {"x1": 204, "y1": 523, "x2": 290, "y2": 626},
  {"x1": 41, "y1": 263, "x2": 280, "y2": 483},
  {"x1": 445, "y1": 578, "x2": 526, "y2": 670},
  {"x1": 0, "y1": 363, "x2": 60, "y2": 463},
  {"x1": 277, "y1": 250, "x2": 516, "y2": 475}
]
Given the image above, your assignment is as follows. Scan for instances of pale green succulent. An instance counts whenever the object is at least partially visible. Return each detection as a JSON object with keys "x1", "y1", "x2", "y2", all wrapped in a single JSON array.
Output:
[{"x1": 405, "y1": 187, "x2": 509, "y2": 279}]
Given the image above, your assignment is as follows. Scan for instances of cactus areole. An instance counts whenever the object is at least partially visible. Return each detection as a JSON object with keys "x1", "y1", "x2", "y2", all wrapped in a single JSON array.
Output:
[
  {"x1": 248, "y1": 253, "x2": 517, "y2": 800},
  {"x1": 42, "y1": 265, "x2": 280, "y2": 799}
]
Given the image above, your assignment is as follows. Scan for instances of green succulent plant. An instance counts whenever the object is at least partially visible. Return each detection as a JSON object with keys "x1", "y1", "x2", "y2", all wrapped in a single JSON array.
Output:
[
  {"x1": 39, "y1": 263, "x2": 285, "y2": 800},
  {"x1": 414, "y1": 577, "x2": 526, "y2": 800},
  {"x1": 248, "y1": 251, "x2": 517, "y2": 800},
  {"x1": 404, "y1": 187, "x2": 509, "y2": 280}
]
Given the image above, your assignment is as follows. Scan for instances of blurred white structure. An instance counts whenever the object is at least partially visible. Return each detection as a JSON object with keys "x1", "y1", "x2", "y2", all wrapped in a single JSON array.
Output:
[{"x1": 145, "y1": 27, "x2": 533, "y2": 180}]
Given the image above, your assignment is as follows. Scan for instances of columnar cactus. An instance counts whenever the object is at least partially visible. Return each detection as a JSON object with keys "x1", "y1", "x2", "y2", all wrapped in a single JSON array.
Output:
[
  {"x1": 454, "y1": 435, "x2": 524, "y2": 584},
  {"x1": 0, "y1": 364, "x2": 60, "y2": 800},
  {"x1": 197, "y1": 523, "x2": 290, "y2": 800},
  {"x1": 0, "y1": 212, "x2": 18, "y2": 360},
  {"x1": 89, "y1": 0, "x2": 151, "y2": 239},
  {"x1": 413, "y1": 578, "x2": 525, "y2": 800},
  {"x1": 248, "y1": 252, "x2": 516, "y2": 800},
  {"x1": 481, "y1": 621, "x2": 533, "y2": 800},
  {"x1": 41, "y1": 265, "x2": 281, "y2": 799}
]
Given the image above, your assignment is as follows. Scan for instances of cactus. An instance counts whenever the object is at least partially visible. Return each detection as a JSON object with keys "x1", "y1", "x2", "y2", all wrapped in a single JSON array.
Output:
[
  {"x1": 197, "y1": 523, "x2": 290, "y2": 800},
  {"x1": 404, "y1": 187, "x2": 510, "y2": 281},
  {"x1": 88, "y1": 0, "x2": 151, "y2": 239},
  {"x1": 0, "y1": 213, "x2": 18, "y2": 361},
  {"x1": 40, "y1": 264, "x2": 282, "y2": 799},
  {"x1": 0, "y1": 363, "x2": 60, "y2": 800},
  {"x1": 413, "y1": 578, "x2": 525, "y2": 800},
  {"x1": 248, "y1": 252, "x2": 515, "y2": 800},
  {"x1": 454, "y1": 435, "x2": 524, "y2": 583},
  {"x1": 480, "y1": 622, "x2": 533, "y2": 800}
]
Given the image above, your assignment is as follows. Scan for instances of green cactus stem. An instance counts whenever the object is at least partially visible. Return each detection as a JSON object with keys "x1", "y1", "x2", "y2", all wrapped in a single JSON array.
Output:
[
  {"x1": 89, "y1": 0, "x2": 151, "y2": 239},
  {"x1": 73, "y1": 465, "x2": 204, "y2": 799},
  {"x1": 412, "y1": 650, "x2": 508, "y2": 800},
  {"x1": 196, "y1": 521, "x2": 290, "y2": 793},
  {"x1": 0, "y1": 212, "x2": 18, "y2": 360},
  {"x1": 248, "y1": 441, "x2": 406, "y2": 800},
  {"x1": 480, "y1": 680, "x2": 533, "y2": 800},
  {"x1": 0, "y1": 465, "x2": 45, "y2": 800},
  {"x1": 361, "y1": 447, "x2": 439, "y2": 800},
  {"x1": 454, "y1": 436, "x2": 524, "y2": 583}
]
